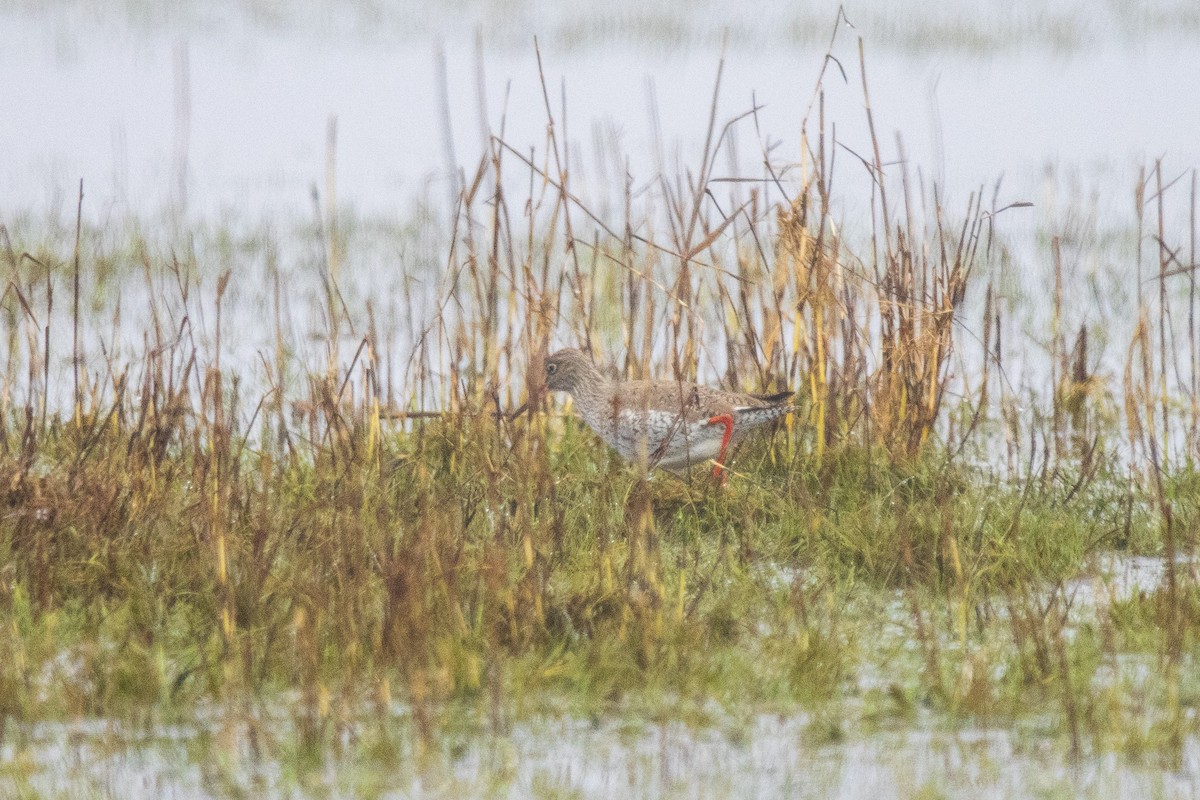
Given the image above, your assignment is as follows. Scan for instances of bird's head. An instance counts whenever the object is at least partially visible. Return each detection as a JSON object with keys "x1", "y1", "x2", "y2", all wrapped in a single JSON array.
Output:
[{"x1": 543, "y1": 348, "x2": 597, "y2": 395}]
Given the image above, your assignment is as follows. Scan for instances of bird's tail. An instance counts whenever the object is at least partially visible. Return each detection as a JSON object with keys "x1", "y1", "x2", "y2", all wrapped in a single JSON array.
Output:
[{"x1": 751, "y1": 390, "x2": 794, "y2": 404}]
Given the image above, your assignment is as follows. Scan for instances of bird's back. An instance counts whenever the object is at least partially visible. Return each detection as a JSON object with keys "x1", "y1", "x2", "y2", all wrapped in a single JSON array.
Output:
[{"x1": 599, "y1": 379, "x2": 791, "y2": 422}]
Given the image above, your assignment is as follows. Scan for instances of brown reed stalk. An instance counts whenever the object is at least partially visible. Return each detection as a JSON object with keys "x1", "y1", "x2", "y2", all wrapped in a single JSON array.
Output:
[{"x1": 1190, "y1": 170, "x2": 1198, "y2": 456}]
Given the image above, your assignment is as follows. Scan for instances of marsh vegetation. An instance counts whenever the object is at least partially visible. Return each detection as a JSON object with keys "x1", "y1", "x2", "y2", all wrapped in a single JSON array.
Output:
[{"x1": 3, "y1": 5, "x2": 1200, "y2": 799}]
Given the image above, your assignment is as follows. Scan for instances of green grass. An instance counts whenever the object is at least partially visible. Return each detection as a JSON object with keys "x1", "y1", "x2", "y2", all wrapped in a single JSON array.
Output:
[{"x1": 0, "y1": 410, "x2": 1191, "y2": 733}]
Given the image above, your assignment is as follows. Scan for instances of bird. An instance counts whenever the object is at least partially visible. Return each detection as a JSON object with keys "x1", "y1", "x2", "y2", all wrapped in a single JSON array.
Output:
[{"x1": 542, "y1": 348, "x2": 793, "y2": 483}]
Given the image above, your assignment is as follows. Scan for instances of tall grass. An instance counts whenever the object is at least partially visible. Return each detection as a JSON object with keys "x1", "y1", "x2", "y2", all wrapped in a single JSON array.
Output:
[{"x1": 1, "y1": 29, "x2": 1198, "y2": 785}]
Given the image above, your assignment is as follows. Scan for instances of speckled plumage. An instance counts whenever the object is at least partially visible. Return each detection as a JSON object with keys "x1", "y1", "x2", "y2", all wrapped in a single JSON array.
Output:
[{"x1": 543, "y1": 348, "x2": 793, "y2": 480}]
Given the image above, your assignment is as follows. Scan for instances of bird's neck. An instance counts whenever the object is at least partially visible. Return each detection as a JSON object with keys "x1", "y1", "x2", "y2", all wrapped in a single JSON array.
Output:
[{"x1": 570, "y1": 365, "x2": 612, "y2": 401}]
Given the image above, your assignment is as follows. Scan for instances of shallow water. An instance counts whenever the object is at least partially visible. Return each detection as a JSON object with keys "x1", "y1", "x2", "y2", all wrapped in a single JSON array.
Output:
[
  {"x1": 3, "y1": 2, "x2": 1199, "y2": 226},
  {"x1": 6, "y1": 704, "x2": 1199, "y2": 799},
  {"x1": 1070, "y1": 554, "x2": 1197, "y2": 608},
  {"x1": 3, "y1": 554, "x2": 1196, "y2": 799}
]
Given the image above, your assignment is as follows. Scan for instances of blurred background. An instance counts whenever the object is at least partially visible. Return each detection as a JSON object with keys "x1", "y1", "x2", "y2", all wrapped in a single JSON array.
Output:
[{"x1": 4, "y1": 0, "x2": 1199, "y2": 227}]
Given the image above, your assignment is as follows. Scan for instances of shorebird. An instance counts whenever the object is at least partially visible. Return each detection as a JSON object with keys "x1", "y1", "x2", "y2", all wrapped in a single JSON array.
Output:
[{"x1": 542, "y1": 348, "x2": 793, "y2": 483}]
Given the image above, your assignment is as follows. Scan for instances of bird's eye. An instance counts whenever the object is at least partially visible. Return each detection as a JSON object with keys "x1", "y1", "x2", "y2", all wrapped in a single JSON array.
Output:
[{"x1": 546, "y1": 363, "x2": 558, "y2": 375}]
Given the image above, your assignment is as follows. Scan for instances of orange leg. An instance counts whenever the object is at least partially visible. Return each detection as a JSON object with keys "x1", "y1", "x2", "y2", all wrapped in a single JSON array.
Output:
[{"x1": 707, "y1": 413, "x2": 735, "y2": 485}]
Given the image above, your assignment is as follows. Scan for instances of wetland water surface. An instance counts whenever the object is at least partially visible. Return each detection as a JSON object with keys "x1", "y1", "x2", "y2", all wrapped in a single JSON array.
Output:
[
  {"x1": 3, "y1": 555, "x2": 1195, "y2": 799},
  {"x1": 3, "y1": 4, "x2": 1200, "y2": 224},
  {"x1": 7, "y1": 709, "x2": 1199, "y2": 798}
]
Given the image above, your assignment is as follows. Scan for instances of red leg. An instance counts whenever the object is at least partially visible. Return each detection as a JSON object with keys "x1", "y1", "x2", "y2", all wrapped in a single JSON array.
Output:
[{"x1": 707, "y1": 413, "x2": 735, "y2": 485}]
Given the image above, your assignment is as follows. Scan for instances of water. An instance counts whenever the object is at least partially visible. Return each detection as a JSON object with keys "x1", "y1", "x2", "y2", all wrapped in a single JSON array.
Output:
[
  {"x1": 3, "y1": 553, "x2": 1195, "y2": 799},
  {"x1": 3, "y1": 3, "x2": 1199, "y2": 226},
  {"x1": 6, "y1": 701, "x2": 1198, "y2": 798}
]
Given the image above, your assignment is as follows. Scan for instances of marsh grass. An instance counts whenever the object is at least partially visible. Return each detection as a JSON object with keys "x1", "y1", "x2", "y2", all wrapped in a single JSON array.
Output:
[{"x1": 2, "y1": 24, "x2": 1200, "y2": 797}]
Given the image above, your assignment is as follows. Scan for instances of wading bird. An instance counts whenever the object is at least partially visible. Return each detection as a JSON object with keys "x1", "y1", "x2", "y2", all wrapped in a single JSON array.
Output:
[{"x1": 542, "y1": 348, "x2": 793, "y2": 483}]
